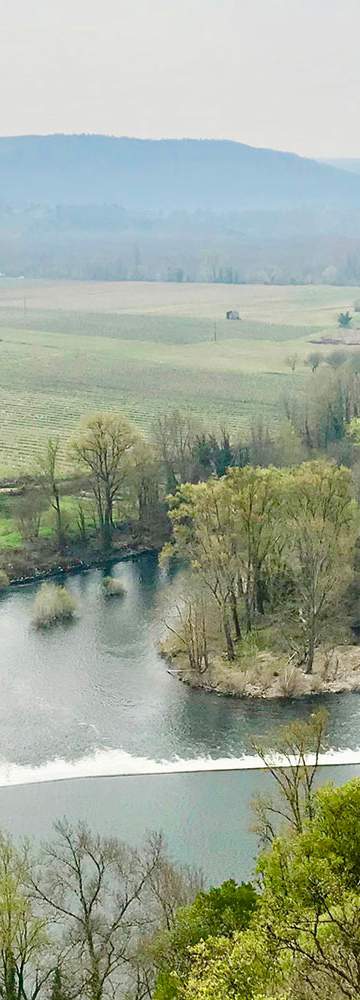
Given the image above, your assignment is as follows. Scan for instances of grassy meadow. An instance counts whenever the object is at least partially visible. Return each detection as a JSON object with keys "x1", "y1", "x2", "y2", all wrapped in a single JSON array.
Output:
[{"x1": 0, "y1": 278, "x2": 359, "y2": 474}]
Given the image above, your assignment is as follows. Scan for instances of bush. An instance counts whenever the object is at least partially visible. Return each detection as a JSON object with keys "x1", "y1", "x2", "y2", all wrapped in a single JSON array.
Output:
[
  {"x1": 102, "y1": 576, "x2": 126, "y2": 597},
  {"x1": 32, "y1": 582, "x2": 77, "y2": 628},
  {"x1": 0, "y1": 570, "x2": 9, "y2": 590},
  {"x1": 338, "y1": 310, "x2": 352, "y2": 328},
  {"x1": 277, "y1": 663, "x2": 306, "y2": 697}
]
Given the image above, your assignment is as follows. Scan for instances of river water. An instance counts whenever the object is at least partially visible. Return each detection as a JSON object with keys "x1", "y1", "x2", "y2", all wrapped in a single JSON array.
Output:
[{"x1": 0, "y1": 553, "x2": 360, "y2": 880}]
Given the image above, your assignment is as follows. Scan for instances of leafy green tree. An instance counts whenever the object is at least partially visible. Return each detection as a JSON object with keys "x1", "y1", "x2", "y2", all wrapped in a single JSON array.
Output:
[
  {"x1": 0, "y1": 834, "x2": 51, "y2": 1000},
  {"x1": 166, "y1": 467, "x2": 284, "y2": 658},
  {"x1": 166, "y1": 479, "x2": 241, "y2": 658},
  {"x1": 223, "y1": 466, "x2": 283, "y2": 625},
  {"x1": 70, "y1": 412, "x2": 139, "y2": 549},
  {"x1": 258, "y1": 778, "x2": 360, "y2": 999},
  {"x1": 179, "y1": 931, "x2": 282, "y2": 1000},
  {"x1": 153, "y1": 881, "x2": 258, "y2": 1000},
  {"x1": 285, "y1": 461, "x2": 355, "y2": 670},
  {"x1": 169, "y1": 719, "x2": 360, "y2": 1000}
]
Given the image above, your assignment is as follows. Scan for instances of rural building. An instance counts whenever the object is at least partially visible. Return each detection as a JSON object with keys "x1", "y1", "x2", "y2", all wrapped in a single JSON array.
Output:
[{"x1": 226, "y1": 309, "x2": 240, "y2": 320}]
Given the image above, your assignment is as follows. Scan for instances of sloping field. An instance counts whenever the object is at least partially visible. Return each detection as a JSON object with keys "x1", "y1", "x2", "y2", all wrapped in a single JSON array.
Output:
[
  {"x1": 0, "y1": 280, "x2": 358, "y2": 473},
  {"x1": 0, "y1": 277, "x2": 356, "y2": 321}
]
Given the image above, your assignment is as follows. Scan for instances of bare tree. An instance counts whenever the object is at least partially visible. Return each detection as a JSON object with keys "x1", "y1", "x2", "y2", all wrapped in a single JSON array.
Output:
[
  {"x1": 285, "y1": 353, "x2": 298, "y2": 372},
  {"x1": 251, "y1": 709, "x2": 328, "y2": 844},
  {"x1": 15, "y1": 492, "x2": 46, "y2": 544},
  {"x1": 39, "y1": 439, "x2": 64, "y2": 552},
  {"x1": 165, "y1": 596, "x2": 210, "y2": 674},
  {"x1": 31, "y1": 823, "x2": 199, "y2": 1000},
  {"x1": 152, "y1": 410, "x2": 199, "y2": 490}
]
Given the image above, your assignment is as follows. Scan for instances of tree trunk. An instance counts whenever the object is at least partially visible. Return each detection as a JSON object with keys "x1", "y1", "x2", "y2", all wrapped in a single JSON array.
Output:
[
  {"x1": 230, "y1": 590, "x2": 242, "y2": 639},
  {"x1": 54, "y1": 494, "x2": 64, "y2": 552},
  {"x1": 304, "y1": 616, "x2": 316, "y2": 673},
  {"x1": 255, "y1": 572, "x2": 267, "y2": 615},
  {"x1": 102, "y1": 513, "x2": 112, "y2": 551},
  {"x1": 223, "y1": 611, "x2": 235, "y2": 660},
  {"x1": 244, "y1": 592, "x2": 252, "y2": 633}
]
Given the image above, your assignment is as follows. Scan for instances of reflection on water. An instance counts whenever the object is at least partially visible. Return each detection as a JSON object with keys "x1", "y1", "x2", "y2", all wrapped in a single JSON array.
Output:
[{"x1": 0, "y1": 553, "x2": 359, "y2": 778}]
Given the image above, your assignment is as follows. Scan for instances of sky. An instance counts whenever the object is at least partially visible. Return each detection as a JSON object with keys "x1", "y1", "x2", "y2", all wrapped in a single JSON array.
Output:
[{"x1": 0, "y1": 0, "x2": 359, "y2": 158}]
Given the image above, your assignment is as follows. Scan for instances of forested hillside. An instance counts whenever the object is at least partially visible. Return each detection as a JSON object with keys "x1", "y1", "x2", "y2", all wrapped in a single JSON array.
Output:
[{"x1": 1, "y1": 136, "x2": 360, "y2": 282}]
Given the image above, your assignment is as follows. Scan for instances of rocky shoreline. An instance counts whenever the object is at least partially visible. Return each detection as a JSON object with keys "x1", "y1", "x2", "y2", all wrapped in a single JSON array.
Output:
[
  {"x1": 162, "y1": 644, "x2": 360, "y2": 700},
  {"x1": 1, "y1": 538, "x2": 156, "y2": 589}
]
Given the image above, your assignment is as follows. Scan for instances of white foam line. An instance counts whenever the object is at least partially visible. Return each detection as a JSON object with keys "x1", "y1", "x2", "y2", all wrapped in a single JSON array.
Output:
[{"x1": 0, "y1": 747, "x2": 359, "y2": 789}]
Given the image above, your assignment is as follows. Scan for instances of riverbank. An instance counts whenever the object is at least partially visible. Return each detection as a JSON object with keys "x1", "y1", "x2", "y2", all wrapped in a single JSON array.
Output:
[
  {"x1": 163, "y1": 643, "x2": 360, "y2": 699},
  {"x1": 0, "y1": 521, "x2": 165, "y2": 587}
]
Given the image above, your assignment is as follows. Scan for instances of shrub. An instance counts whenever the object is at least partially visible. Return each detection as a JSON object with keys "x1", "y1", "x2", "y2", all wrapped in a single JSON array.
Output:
[
  {"x1": 0, "y1": 570, "x2": 9, "y2": 590},
  {"x1": 102, "y1": 576, "x2": 126, "y2": 597},
  {"x1": 277, "y1": 663, "x2": 305, "y2": 697},
  {"x1": 32, "y1": 582, "x2": 77, "y2": 628},
  {"x1": 338, "y1": 310, "x2": 352, "y2": 328}
]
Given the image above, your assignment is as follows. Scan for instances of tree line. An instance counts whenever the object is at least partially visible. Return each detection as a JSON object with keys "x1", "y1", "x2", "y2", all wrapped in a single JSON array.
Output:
[{"x1": 4, "y1": 348, "x2": 360, "y2": 576}]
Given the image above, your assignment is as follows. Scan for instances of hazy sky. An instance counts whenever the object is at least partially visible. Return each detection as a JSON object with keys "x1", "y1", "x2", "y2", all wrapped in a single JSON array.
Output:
[{"x1": 1, "y1": 0, "x2": 359, "y2": 157}]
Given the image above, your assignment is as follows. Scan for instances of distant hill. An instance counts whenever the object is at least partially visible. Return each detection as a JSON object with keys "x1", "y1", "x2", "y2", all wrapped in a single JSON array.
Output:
[
  {"x1": 0, "y1": 134, "x2": 358, "y2": 211},
  {"x1": 0, "y1": 135, "x2": 360, "y2": 284},
  {"x1": 324, "y1": 158, "x2": 360, "y2": 176}
]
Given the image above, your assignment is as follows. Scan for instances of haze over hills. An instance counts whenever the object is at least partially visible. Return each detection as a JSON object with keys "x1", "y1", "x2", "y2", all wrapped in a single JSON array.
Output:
[
  {"x1": 0, "y1": 135, "x2": 360, "y2": 284},
  {"x1": 324, "y1": 159, "x2": 360, "y2": 176},
  {"x1": 0, "y1": 134, "x2": 359, "y2": 211}
]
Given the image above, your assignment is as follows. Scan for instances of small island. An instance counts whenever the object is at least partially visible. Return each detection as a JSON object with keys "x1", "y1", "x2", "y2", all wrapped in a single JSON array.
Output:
[{"x1": 160, "y1": 460, "x2": 360, "y2": 700}]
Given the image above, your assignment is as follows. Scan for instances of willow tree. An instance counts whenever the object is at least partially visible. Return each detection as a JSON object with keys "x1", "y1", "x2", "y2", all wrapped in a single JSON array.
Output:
[
  {"x1": 70, "y1": 412, "x2": 139, "y2": 549},
  {"x1": 286, "y1": 461, "x2": 356, "y2": 672}
]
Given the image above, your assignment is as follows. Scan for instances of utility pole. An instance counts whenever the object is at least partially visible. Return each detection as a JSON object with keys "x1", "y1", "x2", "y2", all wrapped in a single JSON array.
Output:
[{"x1": 213, "y1": 321, "x2": 217, "y2": 343}]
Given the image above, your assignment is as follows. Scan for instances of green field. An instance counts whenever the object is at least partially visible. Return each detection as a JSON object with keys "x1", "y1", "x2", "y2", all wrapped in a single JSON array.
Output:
[{"x1": 0, "y1": 279, "x2": 359, "y2": 473}]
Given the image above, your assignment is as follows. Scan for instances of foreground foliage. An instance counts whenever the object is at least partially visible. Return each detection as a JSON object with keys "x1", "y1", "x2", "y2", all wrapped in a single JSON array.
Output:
[
  {"x1": 0, "y1": 714, "x2": 356, "y2": 999},
  {"x1": 160, "y1": 713, "x2": 360, "y2": 1000}
]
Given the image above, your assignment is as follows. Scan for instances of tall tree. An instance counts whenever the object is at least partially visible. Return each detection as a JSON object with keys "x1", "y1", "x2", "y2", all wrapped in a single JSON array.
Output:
[
  {"x1": 152, "y1": 410, "x2": 198, "y2": 490},
  {"x1": 285, "y1": 461, "x2": 355, "y2": 671},
  {"x1": 0, "y1": 834, "x2": 52, "y2": 1000},
  {"x1": 167, "y1": 480, "x2": 241, "y2": 659},
  {"x1": 252, "y1": 709, "x2": 328, "y2": 843},
  {"x1": 39, "y1": 438, "x2": 64, "y2": 552},
  {"x1": 31, "y1": 823, "x2": 197, "y2": 1000},
  {"x1": 223, "y1": 466, "x2": 283, "y2": 627},
  {"x1": 70, "y1": 412, "x2": 138, "y2": 549}
]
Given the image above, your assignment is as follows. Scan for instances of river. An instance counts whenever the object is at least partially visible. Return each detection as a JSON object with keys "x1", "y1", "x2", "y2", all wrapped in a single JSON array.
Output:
[{"x1": 0, "y1": 552, "x2": 360, "y2": 880}]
